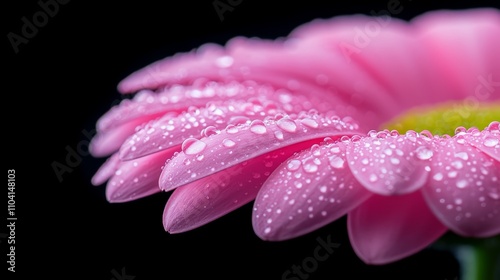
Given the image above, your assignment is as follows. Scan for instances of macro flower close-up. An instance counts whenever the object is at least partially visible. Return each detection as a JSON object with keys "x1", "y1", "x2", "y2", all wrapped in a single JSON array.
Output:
[{"x1": 88, "y1": 7, "x2": 499, "y2": 280}]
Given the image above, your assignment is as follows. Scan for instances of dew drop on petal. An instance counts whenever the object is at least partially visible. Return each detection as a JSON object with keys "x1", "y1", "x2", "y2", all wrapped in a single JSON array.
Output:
[
  {"x1": 329, "y1": 156, "x2": 345, "y2": 169},
  {"x1": 456, "y1": 179, "x2": 468, "y2": 189},
  {"x1": 287, "y1": 159, "x2": 301, "y2": 171},
  {"x1": 222, "y1": 139, "x2": 236, "y2": 148},
  {"x1": 274, "y1": 130, "x2": 284, "y2": 140},
  {"x1": 303, "y1": 158, "x2": 318, "y2": 173},
  {"x1": 483, "y1": 137, "x2": 499, "y2": 147},
  {"x1": 300, "y1": 118, "x2": 319, "y2": 128},
  {"x1": 182, "y1": 138, "x2": 207, "y2": 155},
  {"x1": 416, "y1": 146, "x2": 433, "y2": 160},
  {"x1": 277, "y1": 118, "x2": 298, "y2": 133},
  {"x1": 215, "y1": 56, "x2": 234, "y2": 68},
  {"x1": 433, "y1": 173, "x2": 443, "y2": 181},
  {"x1": 454, "y1": 152, "x2": 469, "y2": 161},
  {"x1": 250, "y1": 120, "x2": 267, "y2": 135}
]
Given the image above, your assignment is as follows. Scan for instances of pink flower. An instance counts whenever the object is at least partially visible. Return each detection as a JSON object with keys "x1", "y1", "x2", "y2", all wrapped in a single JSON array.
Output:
[{"x1": 89, "y1": 8, "x2": 500, "y2": 265}]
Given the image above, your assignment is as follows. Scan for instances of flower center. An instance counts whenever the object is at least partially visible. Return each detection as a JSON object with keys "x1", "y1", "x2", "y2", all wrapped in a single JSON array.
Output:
[{"x1": 382, "y1": 101, "x2": 500, "y2": 135}]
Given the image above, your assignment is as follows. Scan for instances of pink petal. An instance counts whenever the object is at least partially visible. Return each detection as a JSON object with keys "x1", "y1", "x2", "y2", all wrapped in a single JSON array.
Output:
[
  {"x1": 413, "y1": 8, "x2": 500, "y2": 103},
  {"x1": 253, "y1": 141, "x2": 372, "y2": 241},
  {"x1": 119, "y1": 94, "x2": 309, "y2": 160},
  {"x1": 348, "y1": 191, "x2": 448, "y2": 265},
  {"x1": 422, "y1": 135, "x2": 500, "y2": 237},
  {"x1": 89, "y1": 116, "x2": 155, "y2": 157},
  {"x1": 105, "y1": 148, "x2": 177, "y2": 202},
  {"x1": 460, "y1": 121, "x2": 500, "y2": 162},
  {"x1": 159, "y1": 112, "x2": 362, "y2": 192},
  {"x1": 163, "y1": 147, "x2": 298, "y2": 233},
  {"x1": 91, "y1": 152, "x2": 121, "y2": 186},
  {"x1": 346, "y1": 130, "x2": 431, "y2": 195}
]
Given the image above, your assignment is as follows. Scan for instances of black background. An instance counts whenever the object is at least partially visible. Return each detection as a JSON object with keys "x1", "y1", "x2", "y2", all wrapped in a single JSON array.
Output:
[{"x1": 4, "y1": 0, "x2": 499, "y2": 279}]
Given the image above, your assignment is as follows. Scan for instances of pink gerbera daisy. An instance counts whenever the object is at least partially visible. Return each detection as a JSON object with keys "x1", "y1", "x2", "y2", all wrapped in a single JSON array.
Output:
[{"x1": 89, "y1": 7, "x2": 499, "y2": 276}]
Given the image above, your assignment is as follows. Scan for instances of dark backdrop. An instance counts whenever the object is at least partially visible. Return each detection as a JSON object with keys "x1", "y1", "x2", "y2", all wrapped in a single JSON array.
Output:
[{"x1": 4, "y1": 1, "x2": 499, "y2": 279}]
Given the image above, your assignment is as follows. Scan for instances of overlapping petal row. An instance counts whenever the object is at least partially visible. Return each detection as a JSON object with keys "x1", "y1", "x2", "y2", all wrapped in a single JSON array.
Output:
[{"x1": 89, "y1": 8, "x2": 500, "y2": 264}]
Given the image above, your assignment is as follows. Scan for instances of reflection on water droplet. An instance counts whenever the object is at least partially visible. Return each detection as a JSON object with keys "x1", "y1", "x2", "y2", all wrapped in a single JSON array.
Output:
[
  {"x1": 182, "y1": 138, "x2": 207, "y2": 155},
  {"x1": 303, "y1": 159, "x2": 318, "y2": 173},
  {"x1": 250, "y1": 120, "x2": 267, "y2": 135},
  {"x1": 223, "y1": 139, "x2": 236, "y2": 148},
  {"x1": 274, "y1": 130, "x2": 284, "y2": 140},
  {"x1": 454, "y1": 152, "x2": 469, "y2": 160},
  {"x1": 456, "y1": 179, "x2": 468, "y2": 189},
  {"x1": 416, "y1": 146, "x2": 433, "y2": 160},
  {"x1": 433, "y1": 173, "x2": 443, "y2": 181},
  {"x1": 329, "y1": 156, "x2": 344, "y2": 169},
  {"x1": 287, "y1": 159, "x2": 301, "y2": 171},
  {"x1": 277, "y1": 118, "x2": 297, "y2": 133},
  {"x1": 215, "y1": 56, "x2": 234, "y2": 68},
  {"x1": 483, "y1": 137, "x2": 499, "y2": 147}
]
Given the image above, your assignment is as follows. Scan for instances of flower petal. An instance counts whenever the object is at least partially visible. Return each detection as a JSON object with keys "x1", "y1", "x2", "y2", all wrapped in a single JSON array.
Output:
[
  {"x1": 159, "y1": 112, "x2": 362, "y2": 192},
  {"x1": 413, "y1": 8, "x2": 500, "y2": 102},
  {"x1": 105, "y1": 148, "x2": 176, "y2": 202},
  {"x1": 163, "y1": 147, "x2": 296, "y2": 233},
  {"x1": 253, "y1": 141, "x2": 372, "y2": 241},
  {"x1": 119, "y1": 94, "x2": 308, "y2": 160},
  {"x1": 90, "y1": 116, "x2": 155, "y2": 157},
  {"x1": 91, "y1": 152, "x2": 121, "y2": 186},
  {"x1": 346, "y1": 130, "x2": 431, "y2": 195},
  {"x1": 422, "y1": 135, "x2": 500, "y2": 237},
  {"x1": 348, "y1": 191, "x2": 448, "y2": 265},
  {"x1": 460, "y1": 121, "x2": 500, "y2": 162}
]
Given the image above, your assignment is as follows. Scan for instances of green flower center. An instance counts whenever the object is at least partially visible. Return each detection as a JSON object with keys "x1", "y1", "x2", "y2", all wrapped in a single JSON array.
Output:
[{"x1": 382, "y1": 101, "x2": 500, "y2": 135}]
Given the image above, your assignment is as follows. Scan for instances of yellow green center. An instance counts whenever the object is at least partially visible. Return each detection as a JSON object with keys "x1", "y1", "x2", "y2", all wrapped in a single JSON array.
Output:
[{"x1": 383, "y1": 101, "x2": 500, "y2": 135}]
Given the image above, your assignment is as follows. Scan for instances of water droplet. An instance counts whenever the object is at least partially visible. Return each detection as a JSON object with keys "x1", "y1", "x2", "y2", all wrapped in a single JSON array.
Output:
[
  {"x1": 277, "y1": 118, "x2": 297, "y2": 133},
  {"x1": 274, "y1": 131, "x2": 284, "y2": 140},
  {"x1": 294, "y1": 181, "x2": 303, "y2": 189},
  {"x1": 320, "y1": 186, "x2": 327, "y2": 193},
  {"x1": 369, "y1": 174, "x2": 378, "y2": 182},
  {"x1": 483, "y1": 137, "x2": 499, "y2": 147},
  {"x1": 311, "y1": 144, "x2": 321, "y2": 156},
  {"x1": 223, "y1": 139, "x2": 236, "y2": 148},
  {"x1": 215, "y1": 56, "x2": 234, "y2": 68},
  {"x1": 287, "y1": 159, "x2": 301, "y2": 171},
  {"x1": 182, "y1": 138, "x2": 207, "y2": 155},
  {"x1": 455, "y1": 198, "x2": 463, "y2": 205},
  {"x1": 390, "y1": 158, "x2": 400, "y2": 165},
  {"x1": 226, "y1": 125, "x2": 239, "y2": 134},
  {"x1": 456, "y1": 179, "x2": 468, "y2": 189},
  {"x1": 433, "y1": 173, "x2": 443, "y2": 181},
  {"x1": 250, "y1": 120, "x2": 267, "y2": 135},
  {"x1": 454, "y1": 152, "x2": 469, "y2": 161},
  {"x1": 303, "y1": 159, "x2": 318, "y2": 173},
  {"x1": 416, "y1": 146, "x2": 433, "y2": 160},
  {"x1": 451, "y1": 160, "x2": 463, "y2": 169},
  {"x1": 329, "y1": 156, "x2": 344, "y2": 169},
  {"x1": 300, "y1": 118, "x2": 319, "y2": 128},
  {"x1": 489, "y1": 192, "x2": 499, "y2": 200}
]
